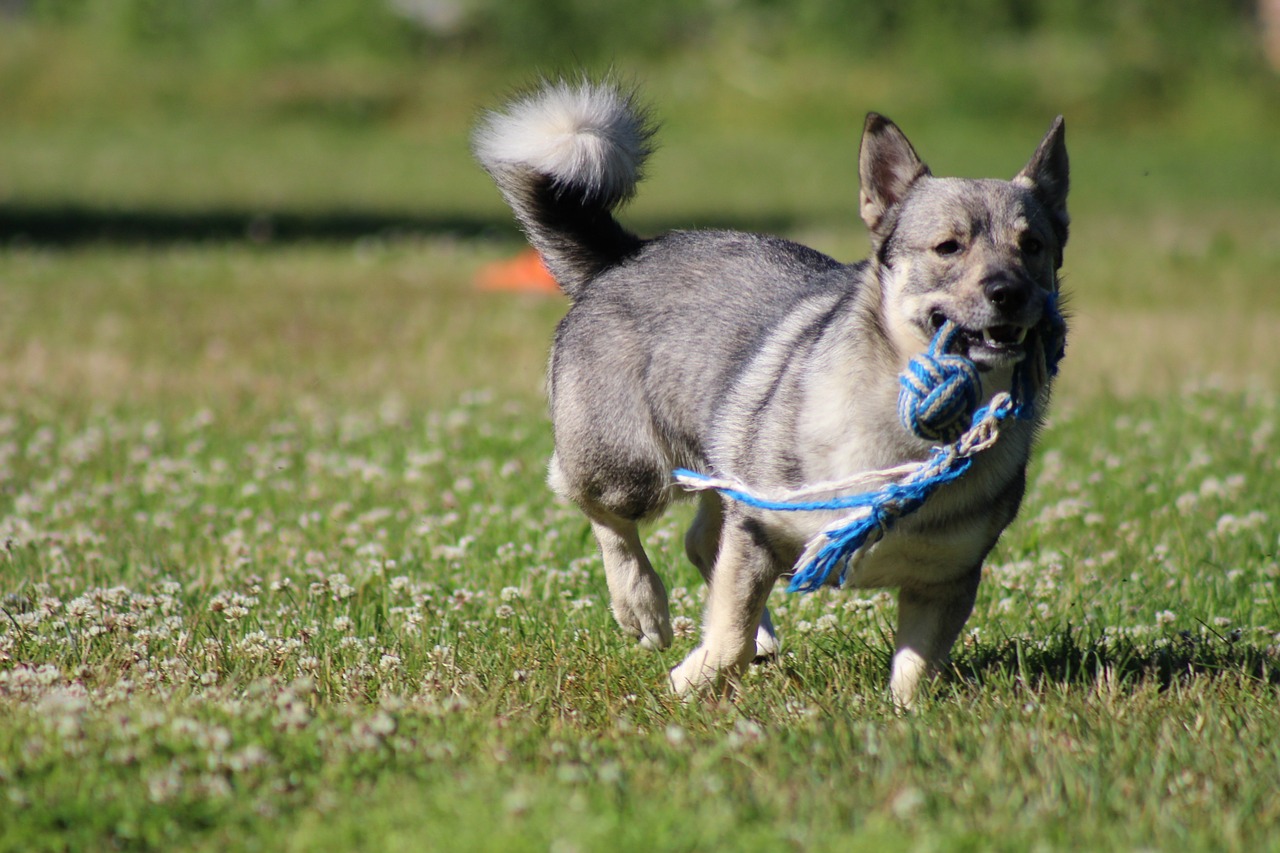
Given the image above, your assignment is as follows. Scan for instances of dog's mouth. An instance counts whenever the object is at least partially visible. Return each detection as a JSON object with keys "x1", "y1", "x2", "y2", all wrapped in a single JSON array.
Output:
[{"x1": 928, "y1": 312, "x2": 1030, "y2": 369}]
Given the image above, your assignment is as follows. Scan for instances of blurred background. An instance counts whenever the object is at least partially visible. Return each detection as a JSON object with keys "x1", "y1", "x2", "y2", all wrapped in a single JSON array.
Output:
[
  {"x1": 1, "y1": 1, "x2": 1276, "y2": 401},
  {"x1": 1, "y1": 0, "x2": 1275, "y2": 238}
]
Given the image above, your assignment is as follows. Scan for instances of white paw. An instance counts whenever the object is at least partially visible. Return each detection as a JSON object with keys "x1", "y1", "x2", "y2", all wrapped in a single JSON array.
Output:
[
  {"x1": 668, "y1": 647, "x2": 719, "y2": 695},
  {"x1": 612, "y1": 602, "x2": 673, "y2": 651},
  {"x1": 754, "y1": 629, "x2": 780, "y2": 660},
  {"x1": 889, "y1": 647, "x2": 930, "y2": 711},
  {"x1": 754, "y1": 608, "x2": 780, "y2": 659},
  {"x1": 638, "y1": 624, "x2": 673, "y2": 651}
]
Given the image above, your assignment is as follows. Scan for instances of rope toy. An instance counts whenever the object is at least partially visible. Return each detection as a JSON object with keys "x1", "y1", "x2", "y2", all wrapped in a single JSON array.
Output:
[
  {"x1": 675, "y1": 298, "x2": 1065, "y2": 593},
  {"x1": 897, "y1": 324, "x2": 982, "y2": 444}
]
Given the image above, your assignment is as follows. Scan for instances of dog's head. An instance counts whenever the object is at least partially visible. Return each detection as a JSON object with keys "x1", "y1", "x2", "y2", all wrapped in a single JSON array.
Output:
[{"x1": 859, "y1": 113, "x2": 1069, "y2": 371}]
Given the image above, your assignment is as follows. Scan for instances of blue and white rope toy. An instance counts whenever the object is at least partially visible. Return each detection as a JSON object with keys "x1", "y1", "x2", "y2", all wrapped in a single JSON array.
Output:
[{"x1": 675, "y1": 301, "x2": 1065, "y2": 593}]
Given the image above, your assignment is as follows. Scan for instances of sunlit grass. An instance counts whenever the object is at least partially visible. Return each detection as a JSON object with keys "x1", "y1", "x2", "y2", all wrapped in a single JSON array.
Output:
[
  {"x1": 1, "y1": 227, "x2": 1278, "y2": 850},
  {"x1": 0, "y1": 241, "x2": 561, "y2": 412}
]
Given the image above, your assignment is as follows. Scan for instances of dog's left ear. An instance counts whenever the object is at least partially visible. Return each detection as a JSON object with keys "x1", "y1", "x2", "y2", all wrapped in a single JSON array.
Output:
[
  {"x1": 859, "y1": 113, "x2": 931, "y2": 236},
  {"x1": 1015, "y1": 116, "x2": 1070, "y2": 264}
]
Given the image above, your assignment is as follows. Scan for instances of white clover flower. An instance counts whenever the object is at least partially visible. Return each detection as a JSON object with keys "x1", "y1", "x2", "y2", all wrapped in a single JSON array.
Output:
[
  {"x1": 332, "y1": 615, "x2": 354, "y2": 633},
  {"x1": 66, "y1": 596, "x2": 94, "y2": 620},
  {"x1": 327, "y1": 574, "x2": 355, "y2": 601},
  {"x1": 671, "y1": 615, "x2": 697, "y2": 639},
  {"x1": 1199, "y1": 476, "x2": 1226, "y2": 499},
  {"x1": 495, "y1": 605, "x2": 516, "y2": 620},
  {"x1": 433, "y1": 541, "x2": 470, "y2": 561},
  {"x1": 1156, "y1": 610, "x2": 1177, "y2": 627},
  {"x1": 1214, "y1": 511, "x2": 1267, "y2": 538},
  {"x1": 500, "y1": 586, "x2": 523, "y2": 602},
  {"x1": 843, "y1": 597, "x2": 878, "y2": 613}
]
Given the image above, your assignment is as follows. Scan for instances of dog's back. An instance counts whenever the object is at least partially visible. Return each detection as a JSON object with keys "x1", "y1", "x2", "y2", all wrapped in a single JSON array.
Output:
[{"x1": 551, "y1": 230, "x2": 852, "y2": 513}]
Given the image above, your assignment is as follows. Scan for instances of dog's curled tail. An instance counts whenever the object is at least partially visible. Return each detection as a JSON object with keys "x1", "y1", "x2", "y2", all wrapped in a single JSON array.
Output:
[{"x1": 473, "y1": 79, "x2": 654, "y2": 297}]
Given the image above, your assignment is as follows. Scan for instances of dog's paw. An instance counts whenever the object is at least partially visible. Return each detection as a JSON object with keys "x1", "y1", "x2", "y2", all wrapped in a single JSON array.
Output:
[
  {"x1": 753, "y1": 636, "x2": 780, "y2": 663},
  {"x1": 888, "y1": 647, "x2": 930, "y2": 711},
  {"x1": 612, "y1": 604, "x2": 673, "y2": 651},
  {"x1": 753, "y1": 608, "x2": 781, "y2": 661},
  {"x1": 638, "y1": 625, "x2": 673, "y2": 651},
  {"x1": 669, "y1": 647, "x2": 719, "y2": 696}
]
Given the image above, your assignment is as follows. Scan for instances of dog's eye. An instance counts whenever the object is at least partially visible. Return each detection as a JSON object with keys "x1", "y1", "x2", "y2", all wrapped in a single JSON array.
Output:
[
  {"x1": 934, "y1": 240, "x2": 961, "y2": 257},
  {"x1": 1021, "y1": 237, "x2": 1044, "y2": 256}
]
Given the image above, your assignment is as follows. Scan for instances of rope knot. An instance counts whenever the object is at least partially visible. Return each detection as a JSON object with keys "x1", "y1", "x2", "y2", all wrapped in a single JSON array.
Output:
[{"x1": 897, "y1": 323, "x2": 981, "y2": 443}]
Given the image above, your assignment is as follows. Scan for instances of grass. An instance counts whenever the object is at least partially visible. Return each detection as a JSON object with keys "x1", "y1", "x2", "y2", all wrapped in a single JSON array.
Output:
[
  {"x1": 2, "y1": 23, "x2": 1280, "y2": 852},
  {"x1": 2, "y1": 232, "x2": 1278, "y2": 850}
]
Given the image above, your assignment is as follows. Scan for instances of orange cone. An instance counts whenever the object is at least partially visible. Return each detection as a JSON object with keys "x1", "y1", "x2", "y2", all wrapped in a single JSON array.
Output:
[{"x1": 474, "y1": 248, "x2": 561, "y2": 294}]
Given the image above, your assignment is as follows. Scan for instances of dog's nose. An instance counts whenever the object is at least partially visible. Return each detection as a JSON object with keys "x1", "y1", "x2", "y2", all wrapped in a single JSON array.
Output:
[{"x1": 983, "y1": 275, "x2": 1031, "y2": 314}]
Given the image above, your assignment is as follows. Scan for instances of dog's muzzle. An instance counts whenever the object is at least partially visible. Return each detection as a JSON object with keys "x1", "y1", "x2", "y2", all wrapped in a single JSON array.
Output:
[{"x1": 928, "y1": 312, "x2": 1032, "y2": 370}]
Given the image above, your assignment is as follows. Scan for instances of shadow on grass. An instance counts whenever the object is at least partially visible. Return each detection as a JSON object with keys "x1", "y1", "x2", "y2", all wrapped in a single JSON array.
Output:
[
  {"x1": 953, "y1": 625, "x2": 1280, "y2": 691},
  {"x1": 0, "y1": 203, "x2": 518, "y2": 245},
  {"x1": 0, "y1": 203, "x2": 806, "y2": 246}
]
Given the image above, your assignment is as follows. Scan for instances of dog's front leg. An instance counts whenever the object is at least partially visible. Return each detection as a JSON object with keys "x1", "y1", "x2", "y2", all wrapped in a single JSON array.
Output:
[
  {"x1": 684, "y1": 493, "x2": 780, "y2": 661},
  {"x1": 670, "y1": 516, "x2": 778, "y2": 695},
  {"x1": 890, "y1": 568, "x2": 981, "y2": 709}
]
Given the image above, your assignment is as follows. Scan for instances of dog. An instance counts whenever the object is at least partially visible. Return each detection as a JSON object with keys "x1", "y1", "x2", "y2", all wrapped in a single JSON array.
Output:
[{"x1": 474, "y1": 79, "x2": 1068, "y2": 706}]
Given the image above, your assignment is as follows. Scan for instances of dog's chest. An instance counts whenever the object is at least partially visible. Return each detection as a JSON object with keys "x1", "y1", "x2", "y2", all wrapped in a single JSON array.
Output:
[{"x1": 760, "y1": 420, "x2": 1032, "y2": 589}]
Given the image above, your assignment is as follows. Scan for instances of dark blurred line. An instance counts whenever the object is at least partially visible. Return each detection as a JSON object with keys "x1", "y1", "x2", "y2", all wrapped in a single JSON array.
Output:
[
  {"x1": 0, "y1": 204, "x2": 806, "y2": 247},
  {"x1": 0, "y1": 204, "x2": 520, "y2": 246}
]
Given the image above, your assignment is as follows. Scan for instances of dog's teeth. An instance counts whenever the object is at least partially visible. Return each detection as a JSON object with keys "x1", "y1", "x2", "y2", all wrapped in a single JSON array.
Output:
[{"x1": 982, "y1": 327, "x2": 1028, "y2": 347}]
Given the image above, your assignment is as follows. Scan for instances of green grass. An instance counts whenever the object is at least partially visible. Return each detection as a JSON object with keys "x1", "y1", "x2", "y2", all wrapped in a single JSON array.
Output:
[
  {"x1": 3, "y1": 20, "x2": 1280, "y2": 852},
  {"x1": 1, "y1": 233, "x2": 1278, "y2": 851}
]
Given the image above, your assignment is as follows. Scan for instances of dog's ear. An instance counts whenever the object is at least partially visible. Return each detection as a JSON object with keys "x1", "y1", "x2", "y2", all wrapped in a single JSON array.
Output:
[
  {"x1": 858, "y1": 113, "x2": 930, "y2": 234},
  {"x1": 1015, "y1": 116, "x2": 1070, "y2": 263}
]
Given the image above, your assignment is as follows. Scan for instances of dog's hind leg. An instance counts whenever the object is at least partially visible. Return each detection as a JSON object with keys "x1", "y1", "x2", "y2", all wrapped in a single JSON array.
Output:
[
  {"x1": 548, "y1": 450, "x2": 673, "y2": 650},
  {"x1": 670, "y1": 514, "x2": 780, "y2": 695},
  {"x1": 890, "y1": 567, "x2": 981, "y2": 710},
  {"x1": 588, "y1": 509, "x2": 674, "y2": 651},
  {"x1": 684, "y1": 493, "x2": 780, "y2": 661}
]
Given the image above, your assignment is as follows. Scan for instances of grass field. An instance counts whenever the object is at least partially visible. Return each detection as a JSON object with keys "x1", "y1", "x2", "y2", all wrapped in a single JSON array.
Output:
[{"x1": 3, "y1": 19, "x2": 1280, "y2": 851}]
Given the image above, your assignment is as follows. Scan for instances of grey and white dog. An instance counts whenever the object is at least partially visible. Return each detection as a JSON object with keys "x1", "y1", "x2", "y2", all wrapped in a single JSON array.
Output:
[{"x1": 474, "y1": 79, "x2": 1068, "y2": 706}]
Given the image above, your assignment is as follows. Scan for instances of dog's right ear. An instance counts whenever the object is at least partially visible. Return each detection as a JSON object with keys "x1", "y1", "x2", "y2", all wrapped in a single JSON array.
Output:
[{"x1": 859, "y1": 113, "x2": 930, "y2": 234}]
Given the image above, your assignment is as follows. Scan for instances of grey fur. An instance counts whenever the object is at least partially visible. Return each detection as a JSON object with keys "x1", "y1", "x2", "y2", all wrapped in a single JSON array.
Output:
[{"x1": 474, "y1": 79, "x2": 1069, "y2": 705}]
